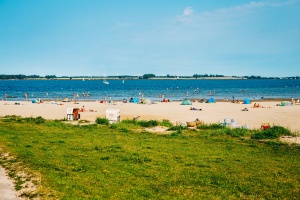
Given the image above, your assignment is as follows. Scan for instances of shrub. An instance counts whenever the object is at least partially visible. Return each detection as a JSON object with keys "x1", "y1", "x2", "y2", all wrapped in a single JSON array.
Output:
[
  {"x1": 251, "y1": 126, "x2": 292, "y2": 139},
  {"x1": 95, "y1": 118, "x2": 109, "y2": 126}
]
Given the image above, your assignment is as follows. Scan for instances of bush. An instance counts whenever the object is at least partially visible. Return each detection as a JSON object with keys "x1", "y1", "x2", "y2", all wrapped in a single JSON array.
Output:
[
  {"x1": 251, "y1": 126, "x2": 292, "y2": 139},
  {"x1": 95, "y1": 118, "x2": 109, "y2": 126}
]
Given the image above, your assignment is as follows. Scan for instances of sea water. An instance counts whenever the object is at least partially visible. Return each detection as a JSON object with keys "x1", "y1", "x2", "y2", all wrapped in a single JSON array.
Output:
[{"x1": 0, "y1": 79, "x2": 299, "y2": 101}]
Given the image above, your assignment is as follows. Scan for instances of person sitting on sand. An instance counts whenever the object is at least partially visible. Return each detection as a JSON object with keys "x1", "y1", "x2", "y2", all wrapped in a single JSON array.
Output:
[
  {"x1": 253, "y1": 103, "x2": 261, "y2": 108},
  {"x1": 195, "y1": 118, "x2": 201, "y2": 125},
  {"x1": 80, "y1": 105, "x2": 86, "y2": 112}
]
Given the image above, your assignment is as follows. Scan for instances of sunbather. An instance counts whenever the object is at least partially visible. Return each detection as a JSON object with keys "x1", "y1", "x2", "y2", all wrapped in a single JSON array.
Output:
[{"x1": 190, "y1": 107, "x2": 202, "y2": 111}]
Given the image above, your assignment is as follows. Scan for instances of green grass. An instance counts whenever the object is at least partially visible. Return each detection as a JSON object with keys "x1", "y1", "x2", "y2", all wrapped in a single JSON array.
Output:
[{"x1": 0, "y1": 116, "x2": 299, "y2": 199}]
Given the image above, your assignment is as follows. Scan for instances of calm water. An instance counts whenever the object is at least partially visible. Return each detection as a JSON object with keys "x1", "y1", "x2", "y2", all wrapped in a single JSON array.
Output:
[{"x1": 0, "y1": 79, "x2": 299, "y2": 101}]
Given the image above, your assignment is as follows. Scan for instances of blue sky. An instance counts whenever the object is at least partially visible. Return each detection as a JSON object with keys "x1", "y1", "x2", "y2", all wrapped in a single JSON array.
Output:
[{"x1": 0, "y1": 0, "x2": 299, "y2": 77}]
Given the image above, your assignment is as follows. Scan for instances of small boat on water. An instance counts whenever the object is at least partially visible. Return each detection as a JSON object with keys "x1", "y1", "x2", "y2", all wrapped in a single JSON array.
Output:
[
  {"x1": 103, "y1": 80, "x2": 109, "y2": 85},
  {"x1": 103, "y1": 74, "x2": 109, "y2": 84}
]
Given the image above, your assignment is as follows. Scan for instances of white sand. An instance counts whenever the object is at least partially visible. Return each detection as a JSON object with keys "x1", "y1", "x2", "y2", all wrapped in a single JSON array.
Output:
[{"x1": 1, "y1": 100, "x2": 300, "y2": 132}]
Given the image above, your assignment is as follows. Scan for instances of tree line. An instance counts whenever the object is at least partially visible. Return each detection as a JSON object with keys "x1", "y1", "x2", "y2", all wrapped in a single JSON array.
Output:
[{"x1": 0, "y1": 74, "x2": 57, "y2": 79}]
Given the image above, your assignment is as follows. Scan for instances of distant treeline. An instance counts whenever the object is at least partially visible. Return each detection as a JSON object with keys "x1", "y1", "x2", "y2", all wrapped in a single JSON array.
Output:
[
  {"x1": 0, "y1": 74, "x2": 299, "y2": 80},
  {"x1": 0, "y1": 74, "x2": 57, "y2": 79}
]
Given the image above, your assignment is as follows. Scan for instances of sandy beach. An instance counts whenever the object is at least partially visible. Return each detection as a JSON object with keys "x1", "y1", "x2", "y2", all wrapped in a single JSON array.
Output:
[{"x1": 1, "y1": 99, "x2": 300, "y2": 132}]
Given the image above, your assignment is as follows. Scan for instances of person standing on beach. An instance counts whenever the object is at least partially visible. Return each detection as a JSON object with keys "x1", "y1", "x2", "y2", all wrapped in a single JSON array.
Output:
[{"x1": 24, "y1": 92, "x2": 28, "y2": 101}]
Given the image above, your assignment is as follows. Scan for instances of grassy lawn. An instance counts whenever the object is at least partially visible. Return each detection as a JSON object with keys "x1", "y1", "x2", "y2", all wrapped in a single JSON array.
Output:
[{"x1": 0, "y1": 116, "x2": 300, "y2": 199}]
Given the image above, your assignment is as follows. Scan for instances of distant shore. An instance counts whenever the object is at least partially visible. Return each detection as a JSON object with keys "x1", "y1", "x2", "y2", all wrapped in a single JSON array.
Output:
[{"x1": 3, "y1": 76, "x2": 247, "y2": 81}]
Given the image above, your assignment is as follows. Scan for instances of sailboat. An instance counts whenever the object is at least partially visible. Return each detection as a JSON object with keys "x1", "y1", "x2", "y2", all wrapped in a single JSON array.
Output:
[
  {"x1": 103, "y1": 80, "x2": 109, "y2": 84},
  {"x1": 103, "y1": 75, "x2": 109, "y2": 84}
]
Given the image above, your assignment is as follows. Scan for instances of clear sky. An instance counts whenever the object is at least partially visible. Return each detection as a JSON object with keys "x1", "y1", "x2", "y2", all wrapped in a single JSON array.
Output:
[{"x1": 0, "y1": 0, "x2": 299, "y2": 77}]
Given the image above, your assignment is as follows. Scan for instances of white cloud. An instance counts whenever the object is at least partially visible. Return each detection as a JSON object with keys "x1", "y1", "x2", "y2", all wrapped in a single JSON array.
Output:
[
  {"x1": 183, "y1": 7, "x2": 193, "y2": 16},
  {"x1": 210, "y1": 1, "x2": 266, "y2": 16},
  {"x1": 270, "y1": 0, "x2": 300, "y2": 7},
  {"x1": 178, "y1": 7, "x2": 194, "y2": 23},
  {"x1": 205, "y1": 0, "x2": 300, "y2": 16}
]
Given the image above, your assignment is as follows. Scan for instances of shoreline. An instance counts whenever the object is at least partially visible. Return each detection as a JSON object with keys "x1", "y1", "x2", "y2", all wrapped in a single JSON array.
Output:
[{"x1": 3, "y1": 97, "x2": 295, "y2": 102}]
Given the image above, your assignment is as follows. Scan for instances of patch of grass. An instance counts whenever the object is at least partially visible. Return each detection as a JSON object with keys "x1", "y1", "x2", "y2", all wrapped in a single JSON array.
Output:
[
  {"x1": 95, "y1": 117, "x2": 109, "y2": 125},
  {"x1": 251, "y1": 126, "x2": 292, "y2": 139},
  {"x1": 137, "y1": 120, "x2": 159, "y2": 127},
  {"x1": 167, "y1": 125, "x2": 187, "y2": 131},
  {"x1": 15, "y1": 175, "x2": 25, "y2": 191},
  {"x1": 0, "y1": 117, "x2": 299, "y2": 199},
  {"x1": 197, "y1": 123, "x2": 225, "y2": 130},
  {"x1": 159, "y1": 119, "x2": 173, "y2": 127}
]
